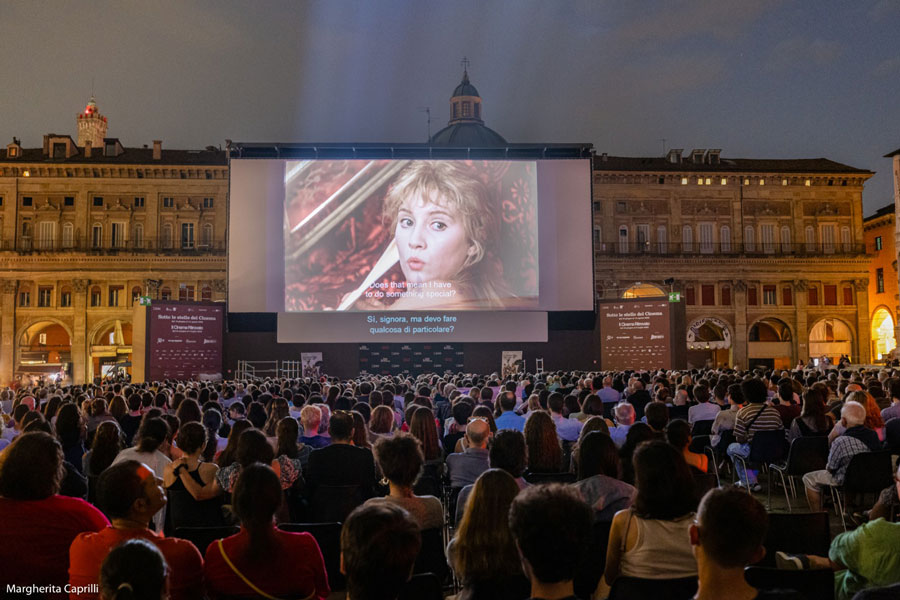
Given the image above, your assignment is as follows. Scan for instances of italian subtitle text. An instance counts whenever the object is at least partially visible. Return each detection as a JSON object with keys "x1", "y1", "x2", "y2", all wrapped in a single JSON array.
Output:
[{"x1": 366, "y1": 313, "x2": 457, "y2": 335}]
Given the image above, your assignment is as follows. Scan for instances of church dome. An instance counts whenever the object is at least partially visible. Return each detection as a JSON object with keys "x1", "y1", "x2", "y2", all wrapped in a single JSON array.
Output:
[{"x1": 429, "y1": 67, "x2": 506, "y2": 146}]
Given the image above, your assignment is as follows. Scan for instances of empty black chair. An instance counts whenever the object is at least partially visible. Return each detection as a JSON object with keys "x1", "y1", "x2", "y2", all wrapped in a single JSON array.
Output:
[
  {"x1": 669, "y1": 406, "x2": 690, "y2": 421},
  {"x1": 413, "y1": 527, "x2": 450, "y2": 583},
  {"x1": 573, "y1": 520, "x2": 613, "y2": 600},
  {"x1": 753, "y1": 512, "x2": 830, "y2": 568},
  {"x1": 829, "y1": 450, "x2": 894, "y2": 530},
  {"x1": 173, "y1": 525, "x2": 239, "y2": 554},
  {"x1": 279, "y1": 522, "x2": 345, "y2": 590},
  {"x1": 769, "y1": 436, "x2": 828, "y2": 511},
  {"x1": 523, "y1": 471, "x2": 577, "y2": 485},
  {"x1": 608, "y1": 576, "x2": 698, "y2": 600},
  {"x1": 744, "y1": 566, "x2": 834, "y2": 600},
  {"x1": 309, "y1": 484, "x2": 364, "y2": 523},
  {"x1": 399, "y1": 573, "x2": 443, "y2": 600},
  {"x1": 692, "y1": 419, "x2": 715, "y2": 437}
]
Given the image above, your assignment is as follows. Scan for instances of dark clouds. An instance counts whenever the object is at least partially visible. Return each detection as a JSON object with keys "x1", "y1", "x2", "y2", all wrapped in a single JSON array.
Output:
[{"x1": 0, "y1": 0, "x2": 897, "y2": 212}]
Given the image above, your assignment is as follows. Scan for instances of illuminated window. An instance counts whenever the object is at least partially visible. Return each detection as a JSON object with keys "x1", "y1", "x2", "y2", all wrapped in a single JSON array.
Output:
[
  {"x1": 759, "y1": 179, "x2": 765, "y2": 186},
  {"x1": 697, "y1": 178, "x2": 703, "y2": 185},
  {"x1": 782, "y1": 179, "x2": 788, "y2": 186},
  {"x1": 720, "y1": 178, "x2": 727, "y2": 185},
  {"x1": 805, "y1": 179, "x2": 811, "y2": 186},
  {"x1": 705, "y1": 178, "x2": 711, "y2": 185},
  {"x1": 681, "y1": 177, "x2": 688, "y2": 185},
  {"x1": 38, "y1": 333, "x2": 47, "y2": 345},
  {"x1": 744, "y1": 178, "x2": 750, "y2": 185}
]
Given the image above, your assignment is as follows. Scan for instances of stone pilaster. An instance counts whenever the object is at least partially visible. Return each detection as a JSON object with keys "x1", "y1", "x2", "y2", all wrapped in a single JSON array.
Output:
[
  {"x1": 71, "y1": 279, "x2": 89, "y2": 384},
  {"x1": 0, "y1": 280, "x2": 17, "y2": 385},
  {"x1": 855, "y1": 278, "x2": 872, "y2": 363},
  {"x1": 732, "y1": 279, "x2": 748, "y2": 368},
  {"x1": 793, "y1": 279, "x2": 809, "y2": 364}
]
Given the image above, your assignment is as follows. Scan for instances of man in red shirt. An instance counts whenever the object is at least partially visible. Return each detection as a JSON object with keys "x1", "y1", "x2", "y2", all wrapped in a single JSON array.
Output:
[{"x1": 69, "y1": 460, "x2": 203, "y2": 600}]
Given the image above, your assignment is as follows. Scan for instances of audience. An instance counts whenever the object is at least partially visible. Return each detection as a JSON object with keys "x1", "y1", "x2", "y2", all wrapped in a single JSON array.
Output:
[{"x1": 3, "y1": 365, "x2": 900, "y2": 599}]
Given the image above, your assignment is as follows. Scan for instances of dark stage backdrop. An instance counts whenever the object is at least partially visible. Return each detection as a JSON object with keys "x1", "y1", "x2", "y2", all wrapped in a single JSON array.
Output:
[{"x1": 359, "y1": 343, "x2": 465, "y2": 375}]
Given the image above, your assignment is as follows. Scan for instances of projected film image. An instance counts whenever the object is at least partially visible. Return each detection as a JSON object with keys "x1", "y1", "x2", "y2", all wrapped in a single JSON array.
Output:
[{"x1": 284, "y1": 160, "x2": 538, "y2": 311}]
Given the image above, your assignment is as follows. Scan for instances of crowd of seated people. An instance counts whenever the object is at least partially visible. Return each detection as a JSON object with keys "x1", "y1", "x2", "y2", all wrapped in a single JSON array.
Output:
[{"x1": 1, "y1": 364, "x2": 900, "y2": 599}]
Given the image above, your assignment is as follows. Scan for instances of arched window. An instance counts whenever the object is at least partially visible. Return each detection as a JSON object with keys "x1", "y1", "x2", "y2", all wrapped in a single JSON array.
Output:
[
  {"x1": 805, "y1": 226, "x2": 816, "y2": 252},
  {"x1": 720, "y1": 225, "x2": 732, "y2": 253},
  {"x1": 657, "y1": 225, "x2": 667, "y2": 254},
  {"x1": 62, "y1": 222, "x2": 74, "y2": 249},
  {"x1": 744, "y1": 226, "x2": 755, "y2": 252},
  {"x1": 133, "y1": 223, "x2": 144, "y2": 250},
  {"x1": 160, "y1": 286, "x2": 172, "y2": 300},
  {"x1": 201, "y1": 286, "x2": 212, "y2": 302},
  {"x1": 780, "y1": 225, "x2": 792, "y2": 253},
  {"x1": 162, "y1": 223, "x2": 173, "y2": 249},
  {"x1": 682, "y1": 225, "x2": 693, "y2": 252}
]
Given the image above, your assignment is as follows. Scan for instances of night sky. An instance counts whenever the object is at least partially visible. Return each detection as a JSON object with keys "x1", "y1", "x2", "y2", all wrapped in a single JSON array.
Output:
[{"x1": 2, "y1": 0, "x2": 898, "y2": 213}]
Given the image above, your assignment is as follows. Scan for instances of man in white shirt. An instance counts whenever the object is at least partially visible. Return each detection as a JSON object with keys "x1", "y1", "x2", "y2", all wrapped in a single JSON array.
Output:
[
  {"x1": 688, "y1": 385, "x2": 720, "y2": 425},
  {"x1": 609, "y1": 402, "x2": 635, "y2": 448}
]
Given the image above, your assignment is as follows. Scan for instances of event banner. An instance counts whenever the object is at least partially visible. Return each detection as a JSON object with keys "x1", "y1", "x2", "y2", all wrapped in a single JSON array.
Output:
[
  {"x1": 501, "y1": 350, "x2": 523, "y2": 377},
  {"x1": 301, "y1": 352, "x2": 323, "y2": 378},
  {"x1": 146, "y1": 302, "x2": 224, "y2": 381},
  {"x1": 599, "y1": 300, "x2": 672, "y2": 370}
]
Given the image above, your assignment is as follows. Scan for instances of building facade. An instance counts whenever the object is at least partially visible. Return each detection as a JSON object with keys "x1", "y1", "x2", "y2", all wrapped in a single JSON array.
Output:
[
  {"x1": 593, "y1": 149, "x2": 874, "y2": 369},
  {"x1": 863, "y1": 204, "x2": 898, "y2": 361},
  {"x1": 0, "y1": 99, "x2": 227, "y2": 385}
]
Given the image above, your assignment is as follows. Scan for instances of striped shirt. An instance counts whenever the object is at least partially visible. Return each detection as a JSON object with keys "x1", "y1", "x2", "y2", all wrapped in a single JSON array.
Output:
[{"x1": 733, "y1": 404, "x2": 783, "y2": 444}]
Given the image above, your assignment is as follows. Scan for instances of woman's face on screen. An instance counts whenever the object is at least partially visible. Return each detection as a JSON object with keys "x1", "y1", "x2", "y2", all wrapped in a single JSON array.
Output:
[{"x1": 395, "y1": 193, "x2": 471, "y2": 285}]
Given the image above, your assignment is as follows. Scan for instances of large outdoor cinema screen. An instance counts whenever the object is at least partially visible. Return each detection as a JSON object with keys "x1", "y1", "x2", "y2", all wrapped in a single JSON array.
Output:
[{"x1": 229, "y1": 155, "x2": 592, "y2": 342}]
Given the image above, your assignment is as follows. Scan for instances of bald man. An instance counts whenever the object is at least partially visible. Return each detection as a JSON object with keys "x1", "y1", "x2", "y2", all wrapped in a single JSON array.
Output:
[{"x1": 446, "y1": 417, "x2": 491, "y2": 489}]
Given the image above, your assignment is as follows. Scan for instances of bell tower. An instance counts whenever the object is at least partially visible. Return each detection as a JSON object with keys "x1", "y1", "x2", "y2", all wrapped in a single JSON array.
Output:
[{"x1": 76, "y1": 96, "x2": 108, "y2": 148}]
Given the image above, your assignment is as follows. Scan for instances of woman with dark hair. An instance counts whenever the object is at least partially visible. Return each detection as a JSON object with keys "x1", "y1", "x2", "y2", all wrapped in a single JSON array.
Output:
[
  {"x1": 788, "y1": 387, "x2": 833, "y2": 442},
  {"x1": 666, "y1": 419, "x2": 708, "y2": 473},
  {"x1": 350, "y1": 410, "x2": 371, "y2": 449},
  {"x1": 246, "y1": 401, "x2": 267, "y2": 429},
  {"x1": 448, "y1": 468, "x2": 529, "y2": 600},
  {"x1": 201, "y1": 408, "x2": 223, "y2": 462},
  {"x1": 56, "y1": 402, "x2": 88, "y2": 473},
  {"x1": 262, "y1": 397, "x2": 290, "y2": 437},
  {"x1": 524, "y1": 411, "x2": 563, "y2": 473},
  {"x1": 605, "y1": 440, "x2": 698, "y2": 585},
  {"x1": 275, "y1": 416, "x2": 311, "y2": 470},
  {"x1": 0, "y1": 432, "x2": 109, "y2": 590},
  {"x1": 572, "y1": 431, "x2": 635, "y2": 522},
  {"x1": 174, "y1": 398, "x2": 202, "y2": 426},
  {"x1": 216, "y1": 419, "x2": 252, "y2": 467},
  {"x1": 43, "y1": 394, "x2": 63, "y2": 422},
  {"x1": 366, "y1": 433, "x2": 443, "y2": 530},
  {"x1": 369, "y1": 404, "x2": 395, "y2": 442},
  {"x1": 619, "y1": 422, "x2": 655, "y2": 486},
  {"x1": 165, "y1": 422, "x2": 225, "y2": 529},
  {"x1": 204, "y1": 463, "x2": 329, "y2": 599},
  {"x1": 87, "y1": 398, "x2": 118, "y2": 441},
  {"x1": 108, "y1": 396, "x2": 127, "y2": 423},
  {"x1": 83, "y1": 420, "x2": 125, "y2": 484},
  {"x1": 409, "y1": 406, "x2": 441, "y2": 462},
  {"x1": 99, "y1": 538, "x2": 169, "y2": 600}
]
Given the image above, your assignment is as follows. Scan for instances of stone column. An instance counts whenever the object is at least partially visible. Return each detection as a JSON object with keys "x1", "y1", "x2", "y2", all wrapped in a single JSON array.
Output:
[
  {"x1": 732, "y1": 280, "x2": 748, "y2": 369},
  {"x1": 855, "y1": 278, "x2": 872, "y2": 363},
  {"x1": 793, "y1": 279, "x2": 810, "y2": 365},
  {"x1": 0, "y1": 280, "x2": 17, "y2": 386},
  {"x1": 71, "y1": 279, "x2": 89, "y2": 385}
]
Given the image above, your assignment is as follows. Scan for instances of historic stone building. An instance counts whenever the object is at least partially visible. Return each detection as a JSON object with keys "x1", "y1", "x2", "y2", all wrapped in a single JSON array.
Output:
[
  {"x1": 0, "y1": 98, "x2": 227, "y2": 385},
  {"x1": 593, "y1": 149, "x2": 874, "y2": 369},
  {"x1": 863, "y1": 204, "x2": 897, "y2": 361}
]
